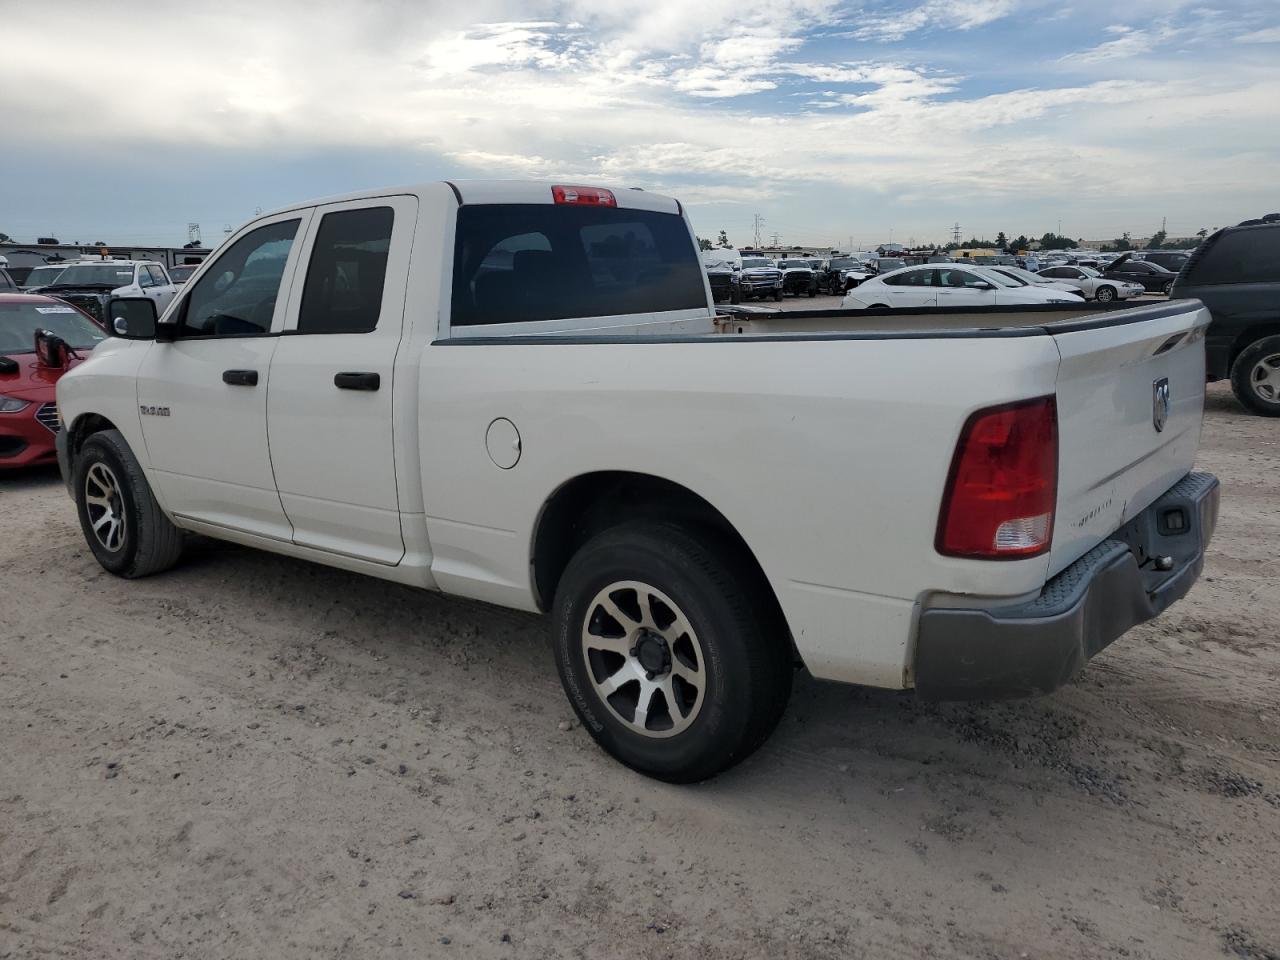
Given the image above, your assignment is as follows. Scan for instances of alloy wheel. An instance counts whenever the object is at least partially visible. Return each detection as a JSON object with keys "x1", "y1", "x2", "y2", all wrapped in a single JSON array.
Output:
[
  {"x1": 1250, "y1": 353, "x2": 1280, "y2": 404},
  {"x1": 580, "y1": 580, "x2": 706, "y2": 738},
  {"x1": 84, "y1": 462, "x2": 127, "y2": 552}
]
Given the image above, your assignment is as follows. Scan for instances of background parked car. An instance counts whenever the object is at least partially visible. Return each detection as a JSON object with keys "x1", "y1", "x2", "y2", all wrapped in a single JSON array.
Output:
[
  {"x1": 168, "y1": 263, "x2": 201, "y2": 285},
  {"x1": 5, "y1": 266, "x2": 36, "y2": 288},
  {"x1": 843, "y1": 263, "x2": 1082, "y2": 309},
  {"x1": 0, "y1": 294, "x2": 108, "y2": 469},
  {"x1": 35, "y1": 259, "x2": 177, "y2": 326},
  {"x1": 1038, "y1": 265, "x2": 1143, "y2": 302},
  {"x1": 701, "y1": 254, "x2": 738, "y2": 303},
  {"x1": 21, "y1": 263, "x2": 71, "y2": 291},
  {"x1": 1133, "y1": 250, "x2": 1191, "y2": 274},
  {"x1": 1103, "y1": 254, "x2": 1178, "y2": 294},
  {"x1": 775, "y1": 258, "x2": 818, "y2": 297},
  {"x1": 1171, "y1": 214, "x2": 1280, "y2": 416},
  {"x1": 736, "y1": 256, "x2": 783, "y2": 301},
  {"x1": 820, "y1": 256, "x2": 873, "y2": 294},
  {"x1": 987, "y1": 265, "x2": 1086, "y2": 296},
  {"x1": 0, "y1": 269, "x2": 17, "y2": 292}
]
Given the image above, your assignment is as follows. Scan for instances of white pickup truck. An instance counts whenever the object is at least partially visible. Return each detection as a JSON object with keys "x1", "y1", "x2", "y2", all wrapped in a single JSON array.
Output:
[{"x1": 55, "y1": 181, "x2": 1219, "y2": 782}]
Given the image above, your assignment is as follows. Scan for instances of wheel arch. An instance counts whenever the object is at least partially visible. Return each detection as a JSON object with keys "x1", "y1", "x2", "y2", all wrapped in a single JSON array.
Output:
[
  {"x1": 1230, "y1": 322, "x2": 1280, "y2": 369},
  {"x1": 530, "y1": 471, "x2": 786, "y2": 629},
  {"x1": 66, "y1": 412, "x2": 121, "y2": 463}
]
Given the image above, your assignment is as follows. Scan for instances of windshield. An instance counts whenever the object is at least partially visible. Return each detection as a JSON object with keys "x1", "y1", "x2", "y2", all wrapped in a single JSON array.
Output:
[
  {"x1": 998, "y1": 267, "x2": 1042, "y2": 283},
  {"x1": 975, "y1": 268, "x2": 1022, "y2": 288},
  {"x1": 876, "y1": 259, "x2": 906, "y2": 271},
  {"x1": 829, "y1": 258, "x2": 861, "y2": 269},
  {"x1": 740, "y1": 258, "x2": 773, "y2": 268},
  {"x1": 1079, "y1": 266, "x2": 1102, "y2": 278},
  {"x1": 26, "y1": 266, "x2": 67, "y2": 286},
  {"x1": 48, "y1": 264, "x2": 135, "y2": 287},
  {"x1": 0, "y1": 301, "x2": 107, "y2": 354}
]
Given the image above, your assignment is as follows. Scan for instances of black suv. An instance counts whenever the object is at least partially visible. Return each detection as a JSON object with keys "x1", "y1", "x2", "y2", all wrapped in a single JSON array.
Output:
[{"x1": 1171, "y1": 214, "x2": 1280, "y2": 416}]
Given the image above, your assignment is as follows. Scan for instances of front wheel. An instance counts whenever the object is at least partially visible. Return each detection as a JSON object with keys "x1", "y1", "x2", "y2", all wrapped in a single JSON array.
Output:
[
  {"x1": 1163, "y1": 280, "x2": 1174, "y2": 295},
  {"x1": 773, "y1": 289, "x2": 783, "y2": 302},
  {"x1": 1230, "y1": 334, "x2": 1280, "y2": 417},
  {"x1": 1095, "y1": 285, "x2": 1116, "y2": 303},
  {"x1": 552, "y1": 522, "x2": 792, "y2": 782},
  {"x1": 74, "y1": 429, "x2": 184, "y2": 578}
]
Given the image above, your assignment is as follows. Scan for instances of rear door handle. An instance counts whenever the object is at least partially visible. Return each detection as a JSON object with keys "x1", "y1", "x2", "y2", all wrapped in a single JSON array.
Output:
[
  {"x1": 334, "y1": 372, "x2": 380, "y2": 391},
  {"x1": 222, "y1": 369, "x2": 258, "y2": 386}
]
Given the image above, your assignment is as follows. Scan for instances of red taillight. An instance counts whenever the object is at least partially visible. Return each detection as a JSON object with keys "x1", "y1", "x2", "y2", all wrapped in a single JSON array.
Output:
[
  {"x1": 552, "y1": 185, "x2": 616, "y2": 207},
  {"x1": 936, "y1": 396, "x2": 1058, "y2": 559}
]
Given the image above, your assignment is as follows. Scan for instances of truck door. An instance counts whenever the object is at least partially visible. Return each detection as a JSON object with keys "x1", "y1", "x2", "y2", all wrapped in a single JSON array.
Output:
[
  {"x1": 135, "y1": 211, "x2": 312, "y2": 540},
  {"x1": 266, "y1": 196, "x2": 416, "y2": 564}
]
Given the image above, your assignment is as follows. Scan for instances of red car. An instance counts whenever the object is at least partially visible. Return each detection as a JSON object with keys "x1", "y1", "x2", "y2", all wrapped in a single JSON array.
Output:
[{"x1": 0, "y1": 294, "x2": 107, "y2": 469}]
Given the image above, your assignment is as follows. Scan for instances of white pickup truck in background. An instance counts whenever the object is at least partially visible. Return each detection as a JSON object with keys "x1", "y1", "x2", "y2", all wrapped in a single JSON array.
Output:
[{"x1": 55, "y1": 180, "x2": 1219, "y2": 781}]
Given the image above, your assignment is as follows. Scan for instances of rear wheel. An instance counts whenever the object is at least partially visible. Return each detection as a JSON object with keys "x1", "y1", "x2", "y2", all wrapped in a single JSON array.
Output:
[
  {"x1": 1162, "y1": 280, "x2": 1174, "y2": 295},
  {"x1": 74, "y1": 430, "x2": 184, "y2": 577},
  {"x1": 552, "y1": 521, "x2": 792, "y2": 782},
  {"x1": 1095, "y1": 285, "x2": 1116, "y2": 303},
  {"x1": 1230, "y1": 335, "x2": 1280, "y2": 417}
]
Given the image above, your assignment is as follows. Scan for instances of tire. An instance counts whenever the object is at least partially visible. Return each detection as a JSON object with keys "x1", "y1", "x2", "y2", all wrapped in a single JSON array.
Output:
[
  {"x1": 1229, "y1": 334, "x2": 1280, "y2": 417},
  {"x1": 74, "y1": 429, "x2": 184, "y2": 578},
  {"x1": 1162, "y1": 281, "x2": 1174, "y2": 296},
  {"x1": 551, "y1": 521, "x2": 792, "y2": 782},
  {"x1": 808, "y1": 286, "x2": 817, "y2": 298},
  {"x1": 1095, "y1": 286, "x2": 1116, "y2": 303},
  {"x1": 773, "y1": 290, "x2": 783, "y2": 302},
  {"x1": 730, "y1": 286, "x2": 740, "y2": 305}
]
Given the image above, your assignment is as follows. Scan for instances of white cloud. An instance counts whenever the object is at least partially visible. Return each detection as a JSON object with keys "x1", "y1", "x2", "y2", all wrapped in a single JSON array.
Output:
[
  {"x1": 848, "y1": 0, "x2": 1020, "y2": 42},
  {"x1": 0, "y1": 0, "x2": 1277, "y2": 241},
  {"x1": 1235, "y1": 26, "x2": 1280, "y2": 42}
]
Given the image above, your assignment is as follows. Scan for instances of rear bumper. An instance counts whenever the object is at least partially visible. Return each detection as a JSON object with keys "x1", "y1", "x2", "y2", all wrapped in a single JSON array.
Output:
[{"x1": 915, "y1": 471, "x2": 1219, "y2": 700}]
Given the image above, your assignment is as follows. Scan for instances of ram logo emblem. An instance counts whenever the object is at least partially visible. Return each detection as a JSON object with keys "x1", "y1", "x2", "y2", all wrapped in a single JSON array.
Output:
[
  {"x1": 1152, "y1": 378, "x2": 1170, "y2": 433},
  {"x1": 139, "y1": 405, "x2": 171, "y2": 417}
]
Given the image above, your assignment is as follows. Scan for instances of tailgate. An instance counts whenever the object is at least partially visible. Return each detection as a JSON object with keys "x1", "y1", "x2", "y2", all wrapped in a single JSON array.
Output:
[{"x1": 1049, "y1": 301, "x2": 1211, "y2": 576}]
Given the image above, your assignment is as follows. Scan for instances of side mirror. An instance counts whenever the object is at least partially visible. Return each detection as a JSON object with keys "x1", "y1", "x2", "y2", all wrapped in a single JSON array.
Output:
[
  {"x1": 107, "y1": 296, "x2": 158, "y2": 340},
  {"x1": 973, "y1": 281, "x2": 996, "y2": 290}
]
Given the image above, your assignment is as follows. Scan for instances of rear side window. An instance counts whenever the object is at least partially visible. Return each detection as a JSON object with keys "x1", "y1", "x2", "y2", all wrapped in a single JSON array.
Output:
[
  {"x1": 298, "y1": 207, "x2": 394, "y2": 334},
  {"x1": 451, "y1": 204, "x2": 705, "y2": 326},
  {"x1": 1186, "y1": 227, "x2": 1280, "y2": 285}
]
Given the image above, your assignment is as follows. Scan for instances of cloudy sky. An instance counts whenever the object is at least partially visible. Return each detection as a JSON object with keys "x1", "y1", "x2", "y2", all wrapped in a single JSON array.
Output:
[{"x1": 1, "y1": 0, "x2": 1277, "y2": 250}]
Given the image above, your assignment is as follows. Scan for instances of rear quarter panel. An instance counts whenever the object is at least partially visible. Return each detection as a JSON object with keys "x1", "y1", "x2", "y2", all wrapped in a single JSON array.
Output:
[{"x1": 416, "y1": 335, "x2": 1061, "y2": 688}]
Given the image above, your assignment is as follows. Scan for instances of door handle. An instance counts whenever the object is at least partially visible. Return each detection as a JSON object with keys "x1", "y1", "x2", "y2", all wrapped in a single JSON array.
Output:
[
  {"x1": 334, "y1": 372, "x2": 380, "y2": 391},
  {"x1": 222, "y1": 369, "x2": 259, "y2": 386}
]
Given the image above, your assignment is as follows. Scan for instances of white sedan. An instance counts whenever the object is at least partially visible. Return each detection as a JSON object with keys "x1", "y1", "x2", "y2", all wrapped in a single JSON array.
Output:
[
  {"x1": 1037, "y1": 265, "x2": 1144, "y2": 303},
  {"x1": 842, "y1": 263, "x2": 1083, "y2": 309},
  {"x1": 986, "y1": 265, "x2": 1086, "y2": 296}
]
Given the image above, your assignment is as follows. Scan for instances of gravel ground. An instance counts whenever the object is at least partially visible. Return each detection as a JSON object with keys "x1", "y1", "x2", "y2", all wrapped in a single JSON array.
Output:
[{"x1": 0, "y1": 383, "x2": 1276, "y2": 960}]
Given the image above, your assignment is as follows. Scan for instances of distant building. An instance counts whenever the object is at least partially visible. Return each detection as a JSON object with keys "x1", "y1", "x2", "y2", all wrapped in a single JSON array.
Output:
[{"x1": 0, "y1": 240, "x2": 212, "y2": 271}]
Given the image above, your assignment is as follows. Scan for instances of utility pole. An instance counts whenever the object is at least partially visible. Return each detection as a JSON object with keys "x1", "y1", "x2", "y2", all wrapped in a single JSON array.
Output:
[
  {"x1": 952, "y1": 222, "x2": 961, "y2": 245},
  {"x1": 752, "y1": 213, "x2": 765, "y2": 249}
]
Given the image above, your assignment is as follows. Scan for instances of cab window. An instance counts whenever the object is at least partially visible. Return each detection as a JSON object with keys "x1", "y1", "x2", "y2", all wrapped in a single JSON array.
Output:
[
  {"x1": 297, "y1": 207, "x2": 395, "y2": 334},
  {"x1": 179, "y1": 219, "x2": 300, "y2": 337}
]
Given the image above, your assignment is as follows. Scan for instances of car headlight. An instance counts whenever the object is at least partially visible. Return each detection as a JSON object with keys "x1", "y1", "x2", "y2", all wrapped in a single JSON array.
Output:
[{"x1": 0, "y1": 394, "x2": 32, "y2": 413}]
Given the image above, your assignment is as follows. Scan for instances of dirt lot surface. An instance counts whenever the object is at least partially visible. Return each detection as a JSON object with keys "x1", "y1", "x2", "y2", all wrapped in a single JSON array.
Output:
[{"x1": 1, "y1": 384, "x2": 1277, "y2": 960}]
